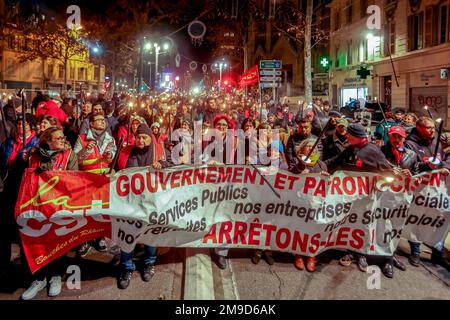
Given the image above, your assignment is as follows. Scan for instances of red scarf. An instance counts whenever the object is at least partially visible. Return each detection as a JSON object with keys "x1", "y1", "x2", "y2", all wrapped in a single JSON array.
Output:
[
  {"x1": 391, "y1": 144, "x2": 403, "y2": 165},
  {"x1": 8, "y1": 131, "x2": 36, "y2": 166}
]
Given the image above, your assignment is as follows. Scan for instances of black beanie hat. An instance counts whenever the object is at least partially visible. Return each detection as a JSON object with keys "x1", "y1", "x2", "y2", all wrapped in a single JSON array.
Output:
[
  {"x1": 328, "y1": 110, "x2": 342, "y2": 118},
  {"x1": 17, "y1": 113, "x2": 36, "y2": 129},
  {"x1": 135, "y1": 123, "x2": 152, "y2": 137},
  {"x1": 347, "y1": 123, "x2": 367, "y2": 138}
]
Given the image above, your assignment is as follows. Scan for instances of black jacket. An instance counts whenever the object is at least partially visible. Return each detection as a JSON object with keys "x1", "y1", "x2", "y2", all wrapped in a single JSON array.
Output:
[
  {"x1": 325, "y1": 142, "x2": 391, "y2": 173},
  {"x1": 322, "y1": 133, "x2": 348, "y2": 161},
  {"x1": 381, "y1": 143, "x2": 419, "y2": 174},
  {"x1": 404, "y1": 127, "x2": 449, "y2": 171}
]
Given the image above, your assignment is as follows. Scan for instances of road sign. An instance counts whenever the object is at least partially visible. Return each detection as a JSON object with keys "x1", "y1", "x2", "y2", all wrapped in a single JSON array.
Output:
[
  {"x1": 313, "y1": 73, "x2": 329, "y2": 79},
  {"x1": 260, "y1": 76, "x2": 282, "y2": 82},
  {"x1": 259, "y1": 70, "x2": 282, "y2": 76},
  {"x1": 259, "y1": 60, "x2": 282, "y2": 69},
  {"x1": 259, "y1": 82, "x2": 281, "y2": 88}
]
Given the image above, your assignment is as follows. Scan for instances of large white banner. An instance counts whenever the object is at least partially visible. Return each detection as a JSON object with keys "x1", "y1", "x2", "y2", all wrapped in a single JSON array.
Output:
[
  {"x1": 16, "y1": 166, "x2": 449, "y2": 272},
  {"x1": 108, "y1": 166, "x2": 449, "y2": 254}
]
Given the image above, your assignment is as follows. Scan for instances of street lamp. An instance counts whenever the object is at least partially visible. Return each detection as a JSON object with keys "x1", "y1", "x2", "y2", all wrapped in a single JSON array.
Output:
[
  {"x1": 214, "y1": 60, "x2": 227, "y2": 88},
  {"x1": 144, "y1": 42, "x2": 152, "y2": 51},
  {"x1": 154, "y1": 44, "x2": 161, "y2": 90}
]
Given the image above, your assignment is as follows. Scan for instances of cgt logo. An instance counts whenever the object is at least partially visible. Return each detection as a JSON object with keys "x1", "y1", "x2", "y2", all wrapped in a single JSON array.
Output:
[
  {"x1": 17, "y1": 201, "x2": 111, "y2": 237},
  {"x1": 15, "y1": 171, "x2": 111, "y2": 238}
]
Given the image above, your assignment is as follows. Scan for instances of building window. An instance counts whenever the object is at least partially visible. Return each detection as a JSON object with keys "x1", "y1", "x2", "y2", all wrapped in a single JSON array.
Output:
[
  {"x1": 6, "y1": 58, "x2": 15, "y2": 76},
  {"x1": 448, "y1": 4, "x2": 450, "y2": 42},
  {"x1": 94, "y1": 66, "x2": 99, "y2": 81},
  {"x1": 6, "y1": 35, "x2": 14, "y2": 50},
  {"x1": 360, "y1": 0, "x2": 368, "y2": 19},
  {"x1": 334, "y1": 11, "x2": 340, "y2": 31},
  {"x1": 384, "y1": 22, "x2": 396, "y2": 55},
  {"x1": 347, "y1": 41, "x2": 352, "y2": 65},
  {"x1": 408, "y1": 12, "x2": 423, "y2": 51},
  {"x1": 335, "y1": 46, "x2": 340, "y2": 68},
  {"x1": 346, "y1": 1, "x2": 353, "y2": 24},
  {"x1": 439, "y1": 4, "x2": 448, "y2": 44},
  {"x1": 362, "y1": 40, "x2": 368, "y2": 61},
  {"x1": 78, "y1": 67, "x2": 85, "y2": 80},
  {"x1": 70, "y1": 67, "x2": 75, "y2": 79},
  {"x1": 47, "y1": 64, "x2": 54, "y2": 78},
  {"x1": 58, "y1": 65, "x2": 64, "y2": 79},
  {"x1": 424, "y1": 5, "x2": 438, "y2": 48}
]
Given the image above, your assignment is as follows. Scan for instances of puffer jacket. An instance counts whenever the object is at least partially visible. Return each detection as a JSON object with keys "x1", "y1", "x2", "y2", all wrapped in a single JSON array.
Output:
[
  {"x1": 381, "y1": 143, "x2": 419, "y2": 174},
  {"x1": 36, "y1": 100, "x2": 67, "y2": 125},
  {"x1": 404, "y1": 127, "x2": 449, "y2": 171}
]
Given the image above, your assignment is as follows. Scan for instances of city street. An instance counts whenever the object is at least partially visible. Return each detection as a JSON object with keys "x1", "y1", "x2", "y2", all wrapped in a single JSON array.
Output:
[{"x1": 0, "y1": 239, "x2": 448, "y2": 300}]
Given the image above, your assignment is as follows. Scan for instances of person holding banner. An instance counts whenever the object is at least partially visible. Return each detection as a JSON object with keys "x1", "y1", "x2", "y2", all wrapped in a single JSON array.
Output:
[
  {"x1": 286, "y1": 118, "x2": 322, "y2": 172},
  {"x1": 325, "y1": 123, "x2": 393, "y2": 272},
  {"x1": 150, "y1": 122, "x2": 167, "y2": 162},
  {"x1": 442, "y1": 132, "x2": 450, "y2": 165},
  {"x1": 378, "y1": 125, "x2": 420, "y2": 278},
  {"x1": 0, "y1": 114, "x2": 39, "y2": 271},
  {"x1": 322, "y1": 117, "x2": 349, "y2": 163},
  {"x1": 117, "y1": 123, "x2": 171, "y2": 290},
  {"x1": 21, "y1": 127, "x2": 78, "y2": 300},
  {"x1": 291, "y1": 138, "x2": 328, "y2": 272},
  {"x1": 73, "y1": 113, "x2": 117, "y2": 256},
  {"x1": 404, "y1": 117, "x2": 450, "y2": 268},
  {"x1": 203, "y1": 114, "x2": 236, "y2": 269}
]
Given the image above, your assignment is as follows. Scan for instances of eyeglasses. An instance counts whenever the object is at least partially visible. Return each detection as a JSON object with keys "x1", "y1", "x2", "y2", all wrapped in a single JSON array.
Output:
[
  {"x1": 93, "y1": 118, "x2": 106, "y2": 123},
  {"x1": 216, "y1": 122, "x2": 228, "y2": 128}
]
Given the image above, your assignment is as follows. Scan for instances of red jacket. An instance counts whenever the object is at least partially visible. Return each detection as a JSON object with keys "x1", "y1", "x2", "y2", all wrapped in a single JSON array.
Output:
[
  {"x1": 117, "y1": 145, "x2": 133, "y2": 170},
  {"x1": 36, "y1": 100, "x2": 67, "y2": 125},
  {"x1": 29, "y1": 148, "x2": 73, "y2": 171},
  {"x1": 152, "y1": 133, "x2": 166, "y2": 162},
  {"x1": 116, "y1": 125, "x2": 135, "y2": 147}
]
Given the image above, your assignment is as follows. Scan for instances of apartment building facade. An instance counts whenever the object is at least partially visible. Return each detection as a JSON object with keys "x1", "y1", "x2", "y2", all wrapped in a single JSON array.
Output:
[
  {"x1": 328, "y1": 0, "x2": 450, "y2": 127},
  {"x1": 1, "y1": 27, "x2": 105, "y2": 96}
]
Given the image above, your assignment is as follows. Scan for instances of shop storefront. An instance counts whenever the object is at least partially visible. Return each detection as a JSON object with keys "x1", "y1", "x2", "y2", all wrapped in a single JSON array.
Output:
[{"x1": 340, "y1": 77, "x2": 370, "y2": 106}]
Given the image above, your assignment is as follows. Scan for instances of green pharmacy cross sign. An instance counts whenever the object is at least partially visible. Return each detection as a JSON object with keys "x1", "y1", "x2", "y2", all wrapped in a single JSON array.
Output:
[
  {"x1": 357, "y1": 66, "x2": 371, "y2": 79},
  {"x1": 320, "y1": 57, "x2": 330, "y2": 68}
]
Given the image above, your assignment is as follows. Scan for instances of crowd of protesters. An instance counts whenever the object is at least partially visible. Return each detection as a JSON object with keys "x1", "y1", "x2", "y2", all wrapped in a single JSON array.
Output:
[{"x1": 0, "y1": 88, "x2": 448, "y2": 299}]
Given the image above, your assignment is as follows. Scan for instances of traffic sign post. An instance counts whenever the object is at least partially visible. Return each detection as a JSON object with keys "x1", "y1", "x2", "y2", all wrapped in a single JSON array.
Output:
[
  {"x1": 259, "y1": 70, "x2": 282, "y2": 76},
  {"x1": 260, "y1": 60, "x2": 282, "y2": 69},
  {"x1": 259, "y1": 60, "x2": 283, "y2": 106}
]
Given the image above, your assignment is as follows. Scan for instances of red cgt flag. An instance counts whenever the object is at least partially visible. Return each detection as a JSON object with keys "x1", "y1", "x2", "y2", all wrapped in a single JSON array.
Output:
[{"x1": 239, "y1": 65, "x2": 259, "y2": 88}]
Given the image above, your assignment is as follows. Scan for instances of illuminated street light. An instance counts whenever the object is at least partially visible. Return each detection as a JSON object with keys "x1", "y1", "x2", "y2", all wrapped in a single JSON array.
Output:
[
  {"x1": 214, "y1": 59, "x2": 228, "y2": 88},
  {"x1": 144, "y1": 42, "x2": 152, "y2": 50},
  {"x1": 163, "y1": 43, "x2": 170, "y2": 50}
]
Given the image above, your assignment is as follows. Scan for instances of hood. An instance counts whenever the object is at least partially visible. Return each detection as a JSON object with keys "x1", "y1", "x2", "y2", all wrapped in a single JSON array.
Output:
[{"x1": 44, "y1": 100, "x2": 59, "y2": 110}]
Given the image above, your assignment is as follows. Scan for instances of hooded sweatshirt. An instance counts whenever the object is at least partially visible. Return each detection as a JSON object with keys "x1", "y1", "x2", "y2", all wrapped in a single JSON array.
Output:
[{"x1": 36, "y1": 100, "x2": 67, "y2": 125}]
